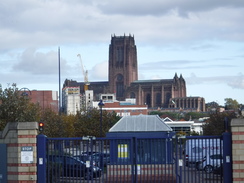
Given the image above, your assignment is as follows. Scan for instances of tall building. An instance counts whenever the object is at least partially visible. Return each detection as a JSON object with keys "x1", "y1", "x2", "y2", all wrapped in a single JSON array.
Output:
[
  {"x1": 108, "y1": 35, "x2": 138, "y2": 100},
  {"x1": 63, "y1": 34, "x2": 205, "y2": 112},
  {"x1": 62, "y1": 87, "x2": 81, "y2": 115}
]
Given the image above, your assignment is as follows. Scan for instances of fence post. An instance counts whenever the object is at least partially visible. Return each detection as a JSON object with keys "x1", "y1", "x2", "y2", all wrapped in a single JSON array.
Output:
[
  {"x1": 37, "y1": 134, "x2": 47, "y2": 183},
  {"x1": 222, "y1": 132, "x2": 232, "y2": 183}
]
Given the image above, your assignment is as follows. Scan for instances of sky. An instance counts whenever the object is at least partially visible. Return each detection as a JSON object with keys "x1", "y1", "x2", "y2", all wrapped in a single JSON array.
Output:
[{"x1": 0, "y1": 0, "x2": 244, "y2": 106}]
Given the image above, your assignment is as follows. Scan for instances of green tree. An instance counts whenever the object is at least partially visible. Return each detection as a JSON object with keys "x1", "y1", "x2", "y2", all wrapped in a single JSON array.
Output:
[
  {"x1": 224, "y1": 98, "x2": 239, "y2": 111},
  {"x1": 41, "y1": 108, "x2": 120, "y2": 138},
  {"x1": 40, "y1": 108, "x2": 63, "y2": 137},
  {"x1": 74, "y1": 109, "x2": 120, "y2": 137},
  {"x1": 0, "y1": 84, "x2": 41, "y2": 130},
  {"x1": 202, "y1": 111, "x2": 236, "y2": 135}
]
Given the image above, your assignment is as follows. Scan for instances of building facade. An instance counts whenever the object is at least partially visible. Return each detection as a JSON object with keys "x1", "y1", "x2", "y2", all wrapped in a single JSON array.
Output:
[
  {"x1": 27, "y1": 90, "x2": 58, "y2": 113},
  {"x1": 63, "y1": 34, "x2": 205, "y2": 112},
  {"x1": 62, "y1": 87, "x2": 81, "y2": 115}
]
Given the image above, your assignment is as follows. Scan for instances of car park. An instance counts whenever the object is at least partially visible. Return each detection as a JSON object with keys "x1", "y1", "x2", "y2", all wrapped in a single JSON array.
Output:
[
  {"x1": 92, "y1": 152, "x2": 110, "y2": 167},
  {"x1": 185, "y1": 138, "x2": 222, "y2": 168},
  {"x1": 47, "y1": 155, "x2": 101, "y2": 179},
  {"x1": 197, "y1": 154, "x2": 223, "y2": 173},
  {"x1": 73, "y1": 154, "x2": 96, "y2": 166},
  {"x1": 78, "y1": 152, "x2": 110, "y2": 167}
]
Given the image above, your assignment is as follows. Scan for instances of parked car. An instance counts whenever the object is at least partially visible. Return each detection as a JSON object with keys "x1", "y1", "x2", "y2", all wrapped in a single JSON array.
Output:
[
  {"x1": 92, "y1": 152, "x2": 110, "y2": 167},
  {"x1": 197, "y1": 154, "x2": 223, "y2": 173},
  {"x1": 79, "y1": 152, "x2": 110, "y2": 167},
  {"x1": 213, "y1": 163, "x2": 223, "y2": 176},
  {"x1": 73, "y1": 154, "x2": 96, "y2": 166},
  {"x1": 47, "y1": 155, "x2": 101, "y2": 179},
  {"x1": 185, "y1": 138, "x2": 222, "y2": 167}
]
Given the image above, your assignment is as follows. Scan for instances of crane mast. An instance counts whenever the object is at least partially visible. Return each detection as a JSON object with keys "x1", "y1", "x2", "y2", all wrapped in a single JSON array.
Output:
[{"x1": 77, "y1": 54, "x2": 89, "y2": 91}]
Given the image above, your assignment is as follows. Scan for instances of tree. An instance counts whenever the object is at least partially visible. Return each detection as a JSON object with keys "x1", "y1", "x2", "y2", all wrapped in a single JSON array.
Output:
[
  {"x1": 74, "y1": 109, "x2": 120, "y2": 137},
  {"x1": 0, "y1": 84, "x2": 41, "y2": 130},
  {"x1": 0, "y1": 84, "x2": 121, "y2": 137},
  {"x1": 40, "y1": 108, "x2": 120, "y2": 138},
  {"x1": 224, "y1": 98, "x2": 239, "y2": 111},
  {"x1": 202, "y1": 111, "x2": 236, "y2": 135}
]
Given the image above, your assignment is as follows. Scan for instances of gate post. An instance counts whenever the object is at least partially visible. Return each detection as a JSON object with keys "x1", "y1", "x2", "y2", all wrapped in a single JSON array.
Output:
[
  {"x1": 222, "y1": 132, "x2": 232, "y2": 183},
  {"x1": 37, "y1": 134, "x2": 47, "y2": 183}
]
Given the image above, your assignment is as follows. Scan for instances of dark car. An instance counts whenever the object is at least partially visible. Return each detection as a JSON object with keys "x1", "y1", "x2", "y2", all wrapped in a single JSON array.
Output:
[
  {"x1": 47, "y1": 155, "x2": 101, "y2": 179},
  {"x1": 78, "y1": 152, "x2": 110, "y2": 167},
  {"x1": 92, "y1": 153, "x2": 110, "y2": 167},
  {"x1": 73, "y1": 155, "x2": 96, "y2": 166}
]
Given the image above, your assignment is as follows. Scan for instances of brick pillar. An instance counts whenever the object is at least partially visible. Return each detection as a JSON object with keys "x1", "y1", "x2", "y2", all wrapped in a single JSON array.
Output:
[
  {"x1": 0, "y1": 122, "x2": 38, "y2": 182},
  {"x1": 231, "y1": 118, "x2": 244, "y2": 182}
]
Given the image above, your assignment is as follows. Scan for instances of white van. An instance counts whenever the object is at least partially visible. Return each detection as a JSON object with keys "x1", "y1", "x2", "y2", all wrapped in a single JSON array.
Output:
[{"x1": 185, "y1": 138, "x2": 222, "y2": 167}]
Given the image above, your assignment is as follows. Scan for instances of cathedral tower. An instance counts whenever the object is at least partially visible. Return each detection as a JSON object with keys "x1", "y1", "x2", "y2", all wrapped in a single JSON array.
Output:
[{"x1": 108, "y1": 34, "x2": 138, "y2": 100}]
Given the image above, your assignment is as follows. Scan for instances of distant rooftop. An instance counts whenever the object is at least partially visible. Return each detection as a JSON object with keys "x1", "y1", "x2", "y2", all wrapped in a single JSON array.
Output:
[
  {"x1": 109, "y1": 114, "x2": 172, "y2": 132},
  {"x1": 132, "y1": 79, "x2": 172, "y2": 83}
]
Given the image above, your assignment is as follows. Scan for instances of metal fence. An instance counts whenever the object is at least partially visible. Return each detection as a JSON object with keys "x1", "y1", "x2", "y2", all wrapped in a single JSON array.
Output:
[{"x1": 37, "y1": 133, "x2": 232, "y2": 183}]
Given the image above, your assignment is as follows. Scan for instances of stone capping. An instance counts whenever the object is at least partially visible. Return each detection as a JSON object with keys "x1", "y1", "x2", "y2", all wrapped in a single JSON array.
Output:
[
  {"x1": 0, "y1": 121, "x2": 38, "y2": 139},
  {"x1": 231, "y1": 118, "x2": 244, "y2": 127}
]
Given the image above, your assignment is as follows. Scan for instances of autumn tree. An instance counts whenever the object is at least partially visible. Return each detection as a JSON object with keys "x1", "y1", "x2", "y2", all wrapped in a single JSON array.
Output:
[
  {"x1": 74, "y1": 109, "x2": 120, "y2": 137},
  {"x1": 0, "y1": 84, "x2": 41, "y2": 130},
  {"x1": 40, "y1": 108, "x2": 120, "y2": 138},
  {"x1": 0, "y1": 84, "x2": 120, "y2": 137},
  {"x1": 202, "y1": 111, "x2": 236, "y2": 135},
  {"x1": 224, "y1": 98, "x2": 239, "y2": 111}
]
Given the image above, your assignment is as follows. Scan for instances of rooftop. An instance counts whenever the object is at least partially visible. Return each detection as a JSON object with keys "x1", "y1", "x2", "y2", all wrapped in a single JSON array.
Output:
[{"x1": 109, "y1": 114, "x2": 172, "y2": 132}]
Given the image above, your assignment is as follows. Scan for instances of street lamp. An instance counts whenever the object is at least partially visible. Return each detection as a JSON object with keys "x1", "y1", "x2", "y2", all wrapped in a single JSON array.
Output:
[{"x1": 98, "y1": 100, "x2": 104, "y2": 137}]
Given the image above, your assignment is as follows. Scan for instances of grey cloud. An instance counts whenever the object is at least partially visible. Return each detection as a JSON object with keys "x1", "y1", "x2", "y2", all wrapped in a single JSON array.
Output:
[
  {"x1": 139, "y1": 59, "x2": 235, "y2": 71},
  {"x1": 96, "y1": 0, "x2": 244, "y2": 16},
  {"x1": 227, "y1": 73, "x2": 244, "y2": 89},
  {"x1": 89, "y1": 61, "x2": 108, "y2": 81},
  {"x1": 186, "y1": 73, "x2": 244, "y2": 89},
  {"x1": 0, "y1": 0, "x2": 243, "y2": 52},
  {"x1": 12, "y1": 48, "x2": 69, "y2": 75}
]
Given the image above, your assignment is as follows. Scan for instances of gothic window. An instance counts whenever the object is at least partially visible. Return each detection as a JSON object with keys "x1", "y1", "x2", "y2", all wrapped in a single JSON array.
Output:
[
  {"x1": 116, "y1": 74, "x2": 124, "y2": 98},
  {"x1": 164, "y1": 93, "x2": 171, "y2": 108},
  {"x1": 130, "y1": 92, "x2": 136, "y2": 98},
  {"x1": 116, "y1": 47, "x2": 124, "y2": 63},
  {"x1": 146, "y1": 94, "x2": 151, "y2": 107},
  {"x1": 117, "y1": 74, "x2": 123, "y2": 81},
  {"x1": 116, "y1": 83, "x2": 124, "y2": 97},
  {"x1": 155, "y1": 93, "x2": 161, "y2": 107}
]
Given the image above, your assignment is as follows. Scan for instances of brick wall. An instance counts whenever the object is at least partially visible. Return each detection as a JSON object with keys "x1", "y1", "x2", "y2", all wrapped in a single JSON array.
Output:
[
  {"x1": 231, "y1": 118, "x2": 244, "y2": 183},
  {"x1": 0, "y1": 122, "x2": 38, "y2": 183}
]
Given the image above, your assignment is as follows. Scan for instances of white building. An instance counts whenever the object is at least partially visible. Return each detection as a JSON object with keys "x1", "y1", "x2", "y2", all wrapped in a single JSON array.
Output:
[
  {"x1": 62, "y1": 87, "x2": 81, "y2": 115},
  {"x1": 62, "y1": 87, "x2": 95, "y2": 114},
  {"x1": 83, "y1": 90, "x2": 94, "y2": 110},
  {"x1": 163, "y1": 117, "x2": 203, "y2": 135}
]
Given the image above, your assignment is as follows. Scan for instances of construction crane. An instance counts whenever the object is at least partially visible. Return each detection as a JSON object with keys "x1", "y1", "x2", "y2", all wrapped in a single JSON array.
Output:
[{"x1": 77, "y1": 54, "x2": 90, "y2": 91}]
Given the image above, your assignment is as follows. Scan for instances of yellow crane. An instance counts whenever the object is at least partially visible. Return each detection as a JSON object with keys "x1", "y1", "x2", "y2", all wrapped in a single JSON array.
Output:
[{"x1": 77, "y1": 54, "x2": 90, "y2": 91}]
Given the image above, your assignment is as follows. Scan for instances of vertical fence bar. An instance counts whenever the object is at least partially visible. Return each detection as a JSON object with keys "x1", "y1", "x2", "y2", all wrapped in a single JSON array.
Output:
[
  {"x1": 37, "y1": 134, "x2": 47, "y2": 183},
  {"x1": 223, "y1": 132, "x2": 232, "y2": 183}
]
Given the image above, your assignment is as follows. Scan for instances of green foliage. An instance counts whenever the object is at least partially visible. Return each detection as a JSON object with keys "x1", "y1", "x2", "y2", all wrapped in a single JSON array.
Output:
[
  {"x1": 0, "y1": 85, "x2": 41, "y2": 130},
  {"x1": 0, "y1": 84, "x2": 121, "y2": 137},
  {"x1": 184, "y1": 112, "x2": 209, "y2": 121},
  {"x1": 41, "y1": 108, "x2": 120, "y2": 138},
  {"x1": 74, "y1": 109, "x2": 120, "y2": 137},
  {"x1": 190, "y1": 130, "x2": 200, "y2": 136},
  {"x1": 202, "y1": 111, "x2": 236, "y2": 135},
  {"x1": 224, "y1": 98, "x2": 239, "y2": 110},
  {"x1": 149, "y1": 111, "x2": 209, "y2": 121}
]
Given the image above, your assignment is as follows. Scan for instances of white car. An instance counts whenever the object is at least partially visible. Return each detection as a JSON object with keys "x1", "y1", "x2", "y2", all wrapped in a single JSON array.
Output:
[{"x1": 197, "y1": 154, "x2": 223, "y2": 173}]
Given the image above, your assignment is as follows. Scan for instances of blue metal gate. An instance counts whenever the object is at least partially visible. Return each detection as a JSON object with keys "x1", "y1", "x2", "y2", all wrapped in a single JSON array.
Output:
[
  {"x1": 174, "y1": 132, "x2": 232, "y2": 183},
  {"x1": 37, "y1": 132, "x2": 232, "y2": 183},
  {"x1": 37, "y1": 135, "x2": 176, "y2": 183}
]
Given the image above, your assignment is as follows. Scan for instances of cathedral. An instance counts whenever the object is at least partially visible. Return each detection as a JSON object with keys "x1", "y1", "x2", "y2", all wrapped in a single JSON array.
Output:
[{"x1": 63, "y1": 35, "x2": 205, "y2": 111}]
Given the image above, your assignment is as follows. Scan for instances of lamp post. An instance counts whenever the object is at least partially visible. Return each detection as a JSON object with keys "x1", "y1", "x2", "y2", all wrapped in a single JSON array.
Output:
[{"x1": 98, "y1": 100, "x2": 104, "y2": 137}]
